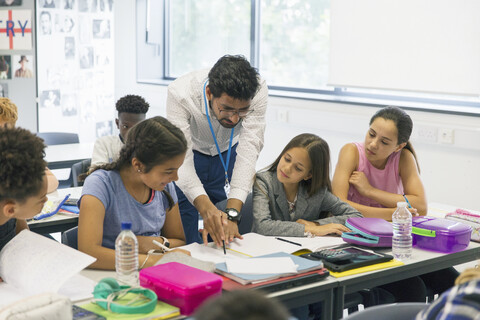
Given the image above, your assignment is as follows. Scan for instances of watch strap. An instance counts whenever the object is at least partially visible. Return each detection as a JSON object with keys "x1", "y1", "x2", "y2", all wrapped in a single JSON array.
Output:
[
  {"x1": 225, "y1": 208, "x2": 241, "y2": 223},
  {"x1": 159, "y1": 235, "x2": 170, "y2": 248}
]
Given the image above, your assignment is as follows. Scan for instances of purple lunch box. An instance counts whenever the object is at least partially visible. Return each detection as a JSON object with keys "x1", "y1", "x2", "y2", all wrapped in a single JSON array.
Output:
[
  {"x1": 412, "y1": 216, "x2": 472, "y2": 253},
  {"x1": 342, "y1": 217, "x2": 393, "y2": 247}
]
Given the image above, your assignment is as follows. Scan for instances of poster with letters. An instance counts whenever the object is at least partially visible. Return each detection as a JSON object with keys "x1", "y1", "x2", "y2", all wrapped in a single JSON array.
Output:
[{"x1": 0, "y1": 10, "x2": 32, "y2": 50}]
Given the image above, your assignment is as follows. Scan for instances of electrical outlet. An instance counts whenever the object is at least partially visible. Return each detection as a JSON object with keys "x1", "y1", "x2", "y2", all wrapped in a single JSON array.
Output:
[
  {"x1": 438, "y1": 128, "x2": 454, "y2": 144},
  {"x1": 415, "y1": 126, "x2": 438, "y2": 143},
  {"x1": 277, "y1": 109, "x2": 289, "y2": 123}
]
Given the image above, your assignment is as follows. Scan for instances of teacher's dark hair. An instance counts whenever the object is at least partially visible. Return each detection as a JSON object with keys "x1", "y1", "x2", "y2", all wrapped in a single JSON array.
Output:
[
  {"x1": 88, "y1": 116, "x2": 187, "y2": 208},
  {"x1": 208, "y1": 55, "x2": 259, "y2": 101}
]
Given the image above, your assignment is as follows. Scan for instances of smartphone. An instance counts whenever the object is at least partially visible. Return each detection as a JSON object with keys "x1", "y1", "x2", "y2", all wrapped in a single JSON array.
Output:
[{"x1": 72, "y1": 305, "x2": 106, "y2": 320}]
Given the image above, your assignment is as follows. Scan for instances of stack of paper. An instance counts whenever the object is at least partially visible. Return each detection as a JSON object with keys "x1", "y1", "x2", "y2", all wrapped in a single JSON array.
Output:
[{"x1": 215, "y1": 252, "x2": 324, "y2": 285}]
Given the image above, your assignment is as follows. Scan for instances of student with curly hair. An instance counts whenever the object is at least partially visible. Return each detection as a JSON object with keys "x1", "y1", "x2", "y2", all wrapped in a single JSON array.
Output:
[
  {"x1": 78, "y1": 116, "x2": 189, "y2": 270},
  {"x1": 91, "y1": 95, "x2": 150, "y2": 166},
  {"x1": 0, "y1": 97, "x2": 59, "y2": 193},
  {"x1": 0, "y1": 126, "x2": 48, "y2": 252}
]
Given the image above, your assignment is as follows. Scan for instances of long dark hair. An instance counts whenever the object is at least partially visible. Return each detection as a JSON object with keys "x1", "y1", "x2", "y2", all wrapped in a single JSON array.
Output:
[
  {"x1": 370, "y1": 106, "x2": 419, "y2": 171},
  {"x1": 267, "y1": 133, "x2": 331, "y2": 197},
  {"x1": 88, "y1": 116, "x2": 187, "y2": 208}
]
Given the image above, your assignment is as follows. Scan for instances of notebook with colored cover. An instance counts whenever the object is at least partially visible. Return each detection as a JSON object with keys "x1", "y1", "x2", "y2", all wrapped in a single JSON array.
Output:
[
  {"x1": 80, "y1": 298, "x2": 180, "y2": 320},
  {"x1": 328, "y1": 259, "x2": 404, "y2": 278},
  {"x1": 221, "y1": 268, "x2": 330, "y2": 293},
  {"x1": 215, "y1": 251, "x2": 324, "y2": 285}
]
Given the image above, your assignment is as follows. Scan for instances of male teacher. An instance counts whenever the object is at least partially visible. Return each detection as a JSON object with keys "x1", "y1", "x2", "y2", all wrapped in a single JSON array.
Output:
[{"x1": 167, "y1": 55, "x2": 268, "y2": 245}]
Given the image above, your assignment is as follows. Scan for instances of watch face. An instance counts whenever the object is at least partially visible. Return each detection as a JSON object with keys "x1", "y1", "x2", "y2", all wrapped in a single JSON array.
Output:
[{"x1": 226, "y1": 209, "x2": 238, "y2": 218}]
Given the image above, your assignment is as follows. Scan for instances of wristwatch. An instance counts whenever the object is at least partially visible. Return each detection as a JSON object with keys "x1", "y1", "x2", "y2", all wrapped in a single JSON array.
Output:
[
  {"x1": 159, "y1": 236, "x2": 170, "y2": 248},
  {"x1": 224, "y1": 208, "x2": 242, "y2": 223}
]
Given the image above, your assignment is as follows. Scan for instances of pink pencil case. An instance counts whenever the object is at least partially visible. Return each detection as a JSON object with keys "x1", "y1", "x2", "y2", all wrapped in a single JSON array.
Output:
[
  {"x1": 139, "y1": 262, "x2": 222, "y2": 315},
  {"x1": 445, "y1": 209, "x2": 480, "y2": 242}
]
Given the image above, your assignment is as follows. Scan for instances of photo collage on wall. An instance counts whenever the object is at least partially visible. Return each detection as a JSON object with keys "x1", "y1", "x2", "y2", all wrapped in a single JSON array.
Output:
[
  {"x1": 0, "y1": 2, "x2": 33, "y2": 98},
  {"x1": 36, "y1": 0, "x2": 114, "y2": 143}
]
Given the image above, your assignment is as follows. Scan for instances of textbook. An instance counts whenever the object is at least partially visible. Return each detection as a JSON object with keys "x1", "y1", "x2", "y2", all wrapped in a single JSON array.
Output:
[
  {"x1": 215, "y1": 251, "x2": 324, "y2": 285},
  {"x1": 226, "y1": 232, "x2": 346, "y2": 257},
  {"x1": 0, "y1": 230, "x2": 96, "y2": 308}
]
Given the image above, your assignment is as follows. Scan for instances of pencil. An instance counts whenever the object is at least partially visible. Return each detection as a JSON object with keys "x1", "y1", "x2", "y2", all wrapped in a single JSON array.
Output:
[
  {"x1": 403, "y1": 194, "x2": 413, "y2": 208},
  {"x1": 275, "y1": 237, "x2": 302, "y2": 246},
  {"x1": 222, "y1": 240, "x2": 226, "y2": 255}
]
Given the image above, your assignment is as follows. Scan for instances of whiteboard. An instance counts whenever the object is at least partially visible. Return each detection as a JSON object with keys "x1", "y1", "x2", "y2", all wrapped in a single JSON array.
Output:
[{"x1": 328, "y1": 0, "x2": 480, "y2": 96}]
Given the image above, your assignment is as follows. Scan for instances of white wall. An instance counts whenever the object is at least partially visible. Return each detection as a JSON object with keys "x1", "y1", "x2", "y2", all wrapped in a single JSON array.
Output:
[{"x1": 115, "y1": 1, "x2": 480, "y2": 211}]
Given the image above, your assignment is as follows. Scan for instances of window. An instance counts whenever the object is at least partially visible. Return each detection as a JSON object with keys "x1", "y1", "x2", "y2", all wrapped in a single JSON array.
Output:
[
  {"x1": 167, "y1": 0, "x2": 251, "y2": 77},
  {"x1": 136, "y1": 0, "x2": 480, "y2": 115},
  {"x1": 260, "y1": 0, "x2": 330, "y2": 90}
]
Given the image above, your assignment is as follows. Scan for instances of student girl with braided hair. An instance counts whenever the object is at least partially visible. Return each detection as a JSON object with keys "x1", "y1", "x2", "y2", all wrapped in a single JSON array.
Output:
[{"x1": 78, "y1": 116, "x2": 190, "y2": 270}]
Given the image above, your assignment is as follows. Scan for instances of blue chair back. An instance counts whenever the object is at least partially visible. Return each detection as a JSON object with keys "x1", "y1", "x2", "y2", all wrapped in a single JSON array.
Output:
[
  {"x1": 61, "y1": 226, "x2": 78, "y2": 250},
  {"x1": 37, "y1": 132, "x2": 79, "y2": 145},
  {"x1": 72, "y1": 159, "x2": 91, "y2": 187},
  {"x1": 343, "y1": 303, "x2": 427, "y2": 320}
]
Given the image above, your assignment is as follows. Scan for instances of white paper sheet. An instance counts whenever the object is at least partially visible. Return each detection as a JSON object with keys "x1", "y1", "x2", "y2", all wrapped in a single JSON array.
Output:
[{"x1": 226, "y1": 257, "x2": 298, "y2": 274}]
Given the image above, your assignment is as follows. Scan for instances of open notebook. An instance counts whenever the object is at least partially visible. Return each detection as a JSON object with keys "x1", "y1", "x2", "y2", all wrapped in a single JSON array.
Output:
[
  {"x1": 226, "y1": 232, "x2": 346, "y2": 257},
  {"x1": 0, "y1": 230, "x2": 96, "y2": 307}
]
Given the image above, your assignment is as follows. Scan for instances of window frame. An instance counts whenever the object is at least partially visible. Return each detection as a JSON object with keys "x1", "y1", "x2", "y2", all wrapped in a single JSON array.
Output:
[{"x1": 136, "y1": 0, "x2": 480, "y2": 117}]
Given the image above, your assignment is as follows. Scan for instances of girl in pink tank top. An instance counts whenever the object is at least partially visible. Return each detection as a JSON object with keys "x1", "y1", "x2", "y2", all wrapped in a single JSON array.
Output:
[
  {"x1": 332, "y1": 106, "x2": 427, "y2": 220},
  {"x1": 332, "y1": 107, "x2": 458, "y2": 304}
]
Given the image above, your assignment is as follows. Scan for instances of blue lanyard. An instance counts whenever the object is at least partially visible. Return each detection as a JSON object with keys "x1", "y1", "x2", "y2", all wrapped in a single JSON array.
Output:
[{"x1": 203, "y1": 80, "x2": 234, "y2": 184}]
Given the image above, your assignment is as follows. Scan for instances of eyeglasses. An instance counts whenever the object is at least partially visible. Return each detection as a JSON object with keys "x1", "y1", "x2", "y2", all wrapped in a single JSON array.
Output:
[{"x1": 218, "y1": 108, "x2": 255, "y2": 118}]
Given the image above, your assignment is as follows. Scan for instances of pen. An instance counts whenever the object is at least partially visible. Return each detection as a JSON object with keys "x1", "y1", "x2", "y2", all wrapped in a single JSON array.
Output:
[
  {"x1": 153, "y1": 239, "x2": 171, "y2": 252},
  {"x1": 403, "y1": 194, "x2": 413, "y2": 208},
  {"x1": 34, "y1": 194, "x2": 70, "y2": 220},
  {"x1": 275, "y1": 237, "x2": 301, "y2": 246},
  {"x1": 222, "y1": 240, "x2": 226, "y2": 255}
]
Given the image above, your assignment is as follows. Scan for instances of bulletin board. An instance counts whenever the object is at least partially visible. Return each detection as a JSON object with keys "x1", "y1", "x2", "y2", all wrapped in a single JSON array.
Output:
[{"x1": 36, "y1": 0, "x2": 114, "y2": 143}]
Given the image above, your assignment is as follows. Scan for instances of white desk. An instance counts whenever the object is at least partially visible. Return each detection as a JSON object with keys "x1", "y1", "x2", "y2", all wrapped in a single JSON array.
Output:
[
  {"x1": 428, "y1": 202, "x2": 480, "y2": 218},
  {"x1": 27, "y1": 187, "x2": 82, "y2": 234},
  {"x1": 332, "y1": 241, "x2": 480, "y2": 319},
  {"x1": 45, "y1": 143, "x2": 93, "y2": 170},
  {"x1": 77, "y1": 239, "x2": 480, "y2": 320}
]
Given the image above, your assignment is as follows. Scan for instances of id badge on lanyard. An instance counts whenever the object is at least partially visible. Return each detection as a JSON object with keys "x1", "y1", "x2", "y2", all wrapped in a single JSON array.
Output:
[
  {"x1": 224, "y1": 179, "x2": 231, "y2": 197},
  {"x1": 204, "y1": 80, "x2": 234, "y2": 198}
]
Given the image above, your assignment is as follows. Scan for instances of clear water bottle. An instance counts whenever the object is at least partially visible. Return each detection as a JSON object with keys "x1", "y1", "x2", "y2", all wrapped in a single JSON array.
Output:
[
  {"x1": 115, "y1": 222, "x2": 139, "y2": 286},
  {"x1": 392, "y1": 202, "x2": 412, "y2": 260}
]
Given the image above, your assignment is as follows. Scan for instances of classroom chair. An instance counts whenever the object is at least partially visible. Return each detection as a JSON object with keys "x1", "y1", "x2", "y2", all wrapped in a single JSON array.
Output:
[
  {"x1": 214, "y1": 193, "x2": 253, "y2": 234},
  {"x1": 342, "y1": 302, "x2": 427, "y2": 320},
  {"x1": 71, "y1": 159, "x2": 91, "y2": 187},
  {"x1": 36, "y1": 132, "x2": 79, "y2": 146},
  {"x1": 61, "y1": 226, "x2": 78, "y2": 250}
]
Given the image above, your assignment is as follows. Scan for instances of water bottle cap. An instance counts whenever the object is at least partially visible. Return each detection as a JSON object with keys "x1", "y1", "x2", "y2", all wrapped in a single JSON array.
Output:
[
  {"x1": 397, "y1": 202, "x2": 408, "y2": 208},
  {"x1": 121, "y1": 222, "x2": 132, "y2": 230}
]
